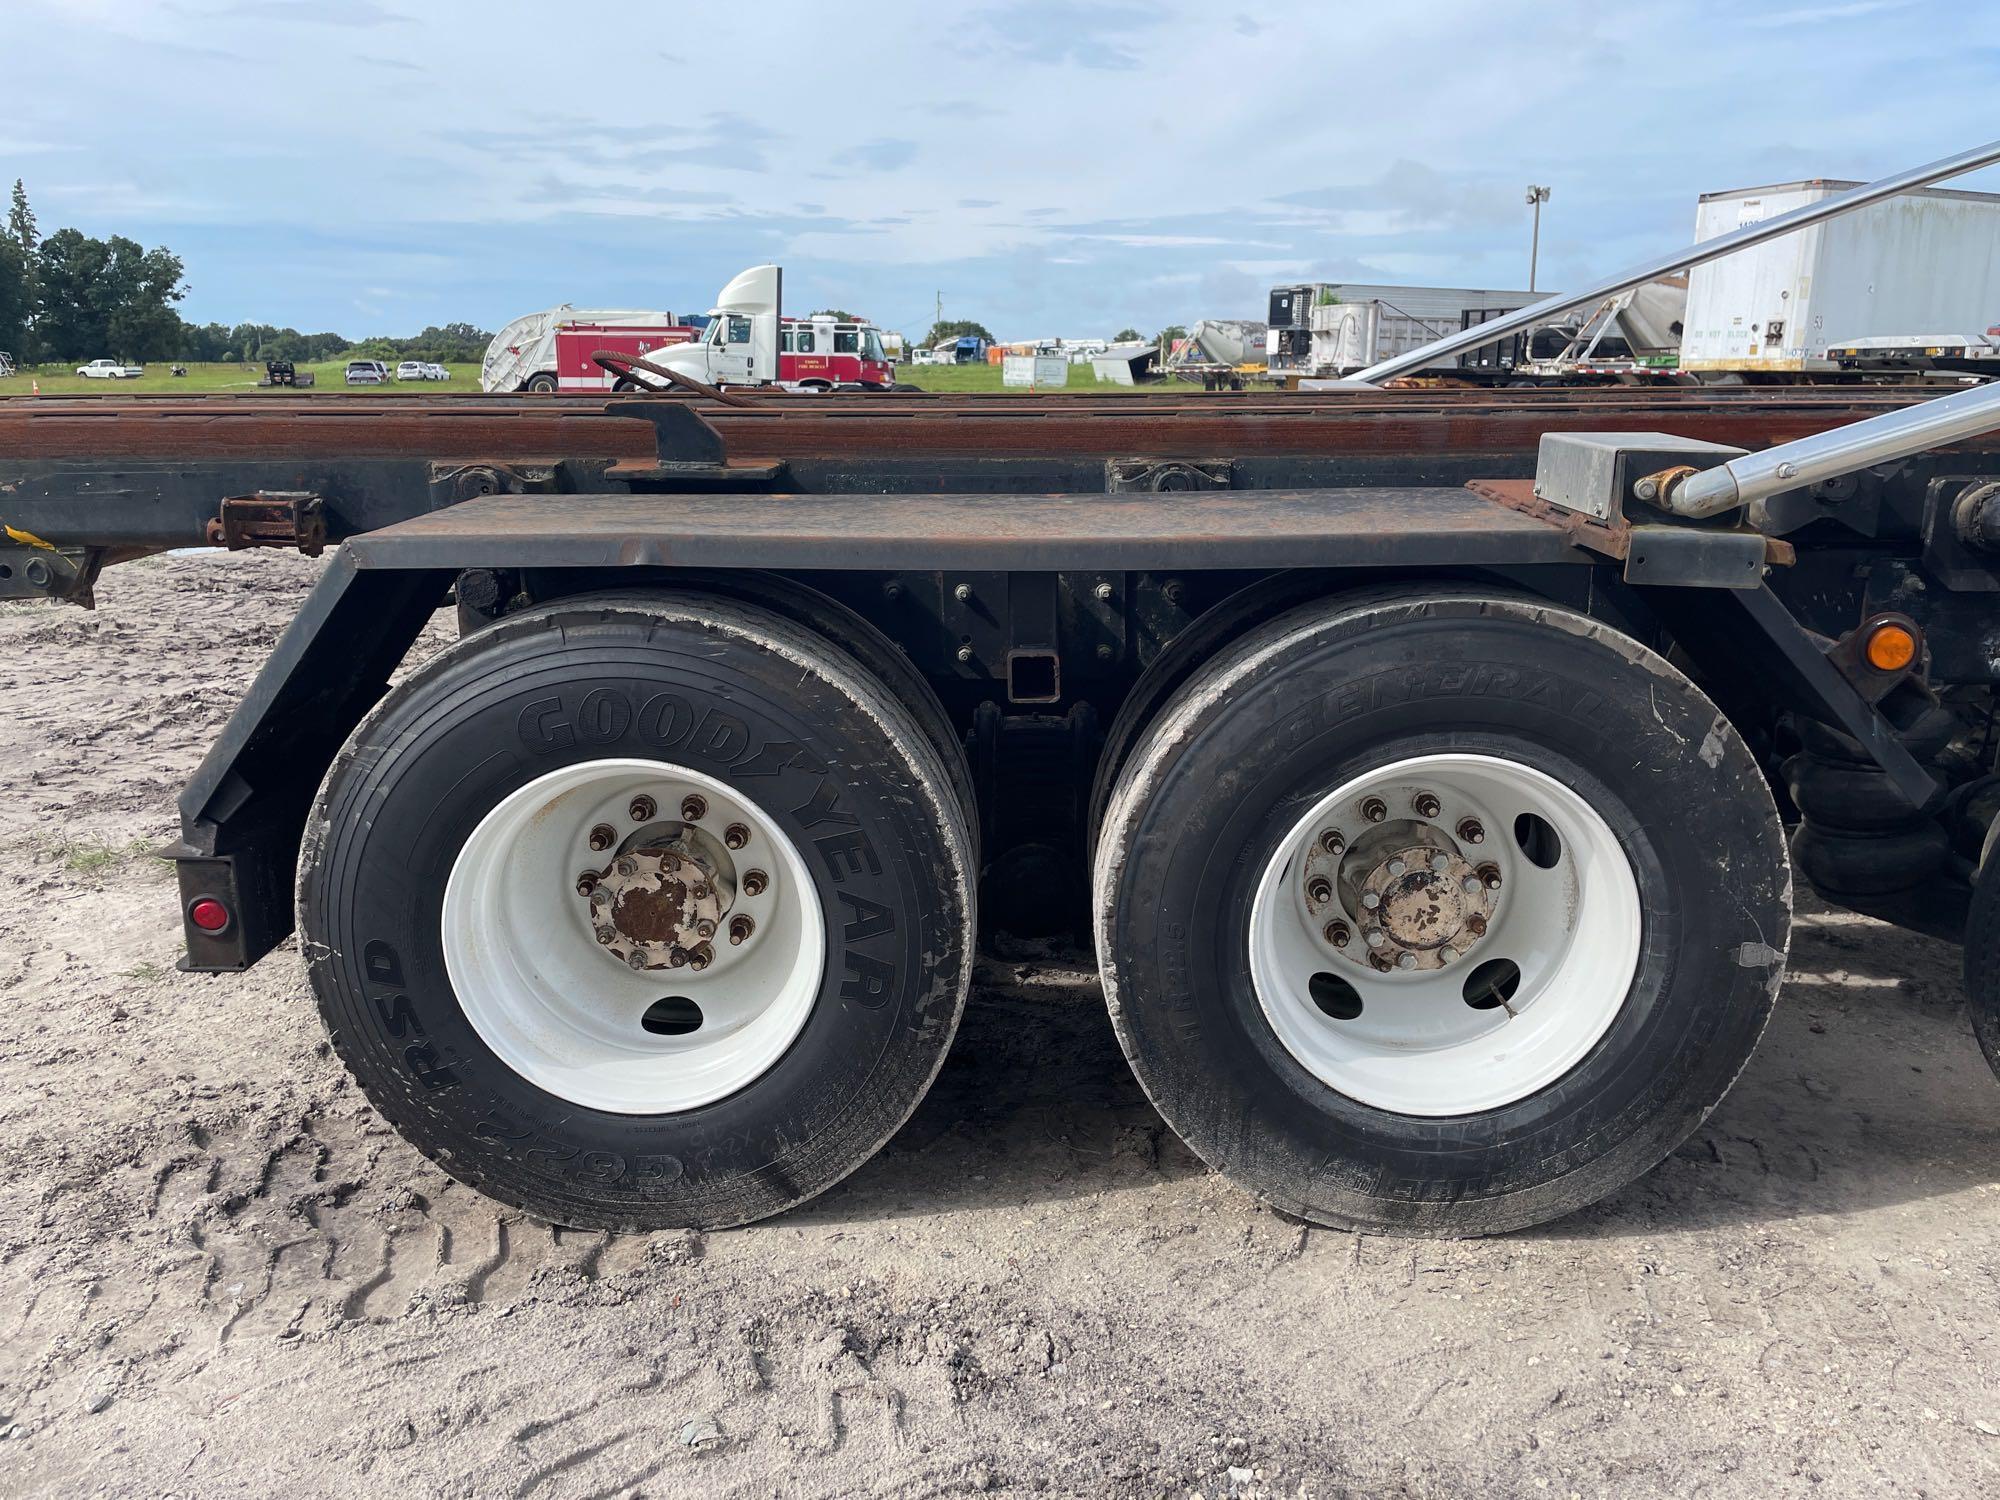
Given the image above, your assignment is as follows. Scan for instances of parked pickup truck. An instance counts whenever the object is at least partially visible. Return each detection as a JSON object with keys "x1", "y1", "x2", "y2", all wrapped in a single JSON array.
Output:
[{"x1": 75, "y1": 358, "x2": 143, "y2": 379}]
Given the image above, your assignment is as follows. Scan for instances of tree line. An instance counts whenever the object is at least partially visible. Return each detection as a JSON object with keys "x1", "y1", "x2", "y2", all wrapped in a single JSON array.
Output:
[{"x1": 0, "y1": 181, "x2": 490, "y2": 366}]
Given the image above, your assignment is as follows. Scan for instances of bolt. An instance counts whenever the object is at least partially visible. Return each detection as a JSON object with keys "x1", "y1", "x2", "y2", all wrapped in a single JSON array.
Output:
[
  {"x1": 1776, "y1": 460, "x2": 1798, "y2": 480},
  {"x1": 1411, "y1": 790, "x2": 1441, "y2": 819},
  {"x1": 688, "y1": 945, "x2": 713, "y2": 972},
  {"x1": 953, "y1": 582, "x2": 973, "y2": 601},
  {"x1": 1370, "y1": 951, "x2": 1394, "y2": 973},
  {"x1": 692, "y1": 883, "x2": 711, "y2": 901},
  {"x1": 730, "y1": 914, "x2": 755, "y2": 945},
  {"x1": 1634, "y1": 476, "x2": 1661, "y2": 503},
  {"x1": 588, "y1": 823, "x2": 616, "y2": 851},
  {"x1": 594, "y1": 926, "x2": 616, "y2": 946},
  {"x1": 1306, "y1": 876, "x2": 1333, "y2": 905},
  {"x1": 724, "y1": 822, "x2": 750, "y2": 850},
  {"x1": 882, "y1": 580, "x2": 904, "y2": 601},
  {"x1": 1457, "y1": 818, "x2": 1485, "y2": 844},
  {"x1": 1323, "y1": 920, "x2": 1350, "y2": 948},
  {"x1": 626, "y1": 951, "x2": 648, "y2": 971},
  {"x1": 1462, "y1": 876, "x2": 1482, "y2": 896},
  {"x1": 1361, "y1": 891, "x2": 1381, "y2": 910},
  {"x1": 1365, "y1": 928, "x2": 1386, "y2": 948},
  {"x1": 668, "y1": 946, "x2": 690, "y2": 968},
  {"x1": 1396, "y1": 952, "x2": 1417, "y2": 970},
  {"x1": 1361, "y1": 796, "x2": 1387, "y2": 823},
  {"x1": 743, "y1": 869, "x2": 768, "y2": 897},
  {"x1": 1093, "y1": 581, "x2": 1114, "y2": 601},
  {"x1": 1319, "y1": 828, "x2": 1345, "y2": 855},
  {"x1": 1430, "y1": 854, "x2": 1450, "y2": 873},
  {"x1": 1096, "y1": 643, "x2": 1114, "y2": 660},
  {"x1": 615, "y1": 855, "x2": 638, "y2": 878},
  {"x1": 576, "y1": 871, "x2": 598, "y2": 897},
  {"x1": 695, "y1": 918, "x2": 716, "y2": 939},
  {"x1": 1163, "y1": 579, "x2": 1184, "y2": 605},
  {"x1": 1387, "y1": 858, "x2": 1405, "y2": 876},
  {"x1": 957, "y1": 645, "x2": 975, "y2": 663},
  {"x1": 629, "y1": 794, "x2": 656, "y2": 823},
  {"x1": 1478, "y1": 863, "x2": 1502, "y2": 891},
  {"x1": 1437, "y1": 947, "x2": 1456, "y2": 964},
  {"x1": 680, "y1": 794, "x2": 706, "y2": 823},
  {"x1": 1466, "y1": 913, "x2": 1488, "y2": 937}
]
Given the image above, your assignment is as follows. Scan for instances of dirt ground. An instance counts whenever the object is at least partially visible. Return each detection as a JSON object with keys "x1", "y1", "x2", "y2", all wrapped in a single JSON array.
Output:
[{"x1": 1, "y1": 552, "x2": 1996, "y2": 1499}]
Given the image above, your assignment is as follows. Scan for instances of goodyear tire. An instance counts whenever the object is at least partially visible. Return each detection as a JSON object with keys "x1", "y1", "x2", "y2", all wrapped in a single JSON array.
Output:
[
  {"x1": 1094, "y1": 591, "x2": 1791, "y2": 1235},
  {"x1": 298, "y1": 591, "x2": 975, "y2": 1230}
]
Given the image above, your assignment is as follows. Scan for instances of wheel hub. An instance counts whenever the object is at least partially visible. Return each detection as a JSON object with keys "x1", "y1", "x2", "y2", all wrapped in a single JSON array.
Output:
[
  {"x1": 1301, "y1": 809, "x2": 1499, "y2": 972},
  {"x1": 590, "y1": 847, "x2": 725, "y2": 970},
  {"x1": 1361, "y1": 844, "x2": 1491, "y2": 967}
]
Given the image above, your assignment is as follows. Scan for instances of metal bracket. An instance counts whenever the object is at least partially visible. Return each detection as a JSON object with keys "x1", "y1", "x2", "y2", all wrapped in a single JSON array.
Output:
[
  {"x1": 604, "y1": 400, "x2": 781, "y2": 483},
  {"x1": 1620, "y1": 524, "x2": 1768, "y2": 589},
  {"x1": 1106, "y1": 459, "x2": 1234, "y2": 493},
  {"x1": 206, "y1": 492, "x2": 327, "y2": 555},
  {"x1": 0, "y1": 543, "x2": 98, "y2": 606}
]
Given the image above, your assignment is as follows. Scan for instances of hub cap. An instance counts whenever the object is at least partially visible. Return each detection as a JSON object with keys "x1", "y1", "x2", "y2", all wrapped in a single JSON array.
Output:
[
  {"x1": 1248, "y1": 753, "x2": 1642, "y2": 1116},
  {"x1": 442, "y1": 759, "x2": 823, "y2": 1114}
]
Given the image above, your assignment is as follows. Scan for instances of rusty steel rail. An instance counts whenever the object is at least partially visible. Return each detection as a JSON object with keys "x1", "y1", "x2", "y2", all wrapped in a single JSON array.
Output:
[{"x1": 0, "y1": 387, "x2": 1972, "y2": 464}]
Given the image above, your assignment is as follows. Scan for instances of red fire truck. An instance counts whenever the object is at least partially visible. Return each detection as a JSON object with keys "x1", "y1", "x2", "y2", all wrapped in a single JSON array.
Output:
[{"x1": 480, "y1": 310, "x2": 702, "y2": 394}]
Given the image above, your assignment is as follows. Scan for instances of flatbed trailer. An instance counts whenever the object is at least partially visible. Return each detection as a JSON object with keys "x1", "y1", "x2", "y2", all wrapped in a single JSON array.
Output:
[{"x1": 9, "y1": 375, "x2": 2000, "y2": 1239}]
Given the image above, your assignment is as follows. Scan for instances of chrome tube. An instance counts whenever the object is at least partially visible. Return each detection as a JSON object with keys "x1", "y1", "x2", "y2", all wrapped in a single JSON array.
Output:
[
  {"x1": 1350, "y1": 139, "x2": 2000, "y2": 386},
  {"x1": 1670, "y1": 379, "x2": 2000, "y2": 517}
]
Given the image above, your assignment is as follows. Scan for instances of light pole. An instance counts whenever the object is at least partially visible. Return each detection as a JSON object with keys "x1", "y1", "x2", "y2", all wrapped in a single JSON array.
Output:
[{"x1": 1525, "y1": 185, "x2": 1551, "y2": 292}]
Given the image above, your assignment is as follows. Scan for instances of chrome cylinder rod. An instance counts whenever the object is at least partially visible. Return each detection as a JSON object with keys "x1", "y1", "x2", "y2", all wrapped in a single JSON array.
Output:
[
  {"x1": 1669, "y1": 378, "x2": 2000, "y2": 518},
  {"x1": 1349, "y1": 139, "x2": 2000, "y2": 387}
]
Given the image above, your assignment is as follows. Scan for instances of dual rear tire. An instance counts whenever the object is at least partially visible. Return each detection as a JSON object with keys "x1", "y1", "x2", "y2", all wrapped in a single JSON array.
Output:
[{"x1": 299, "y1": 585, "x2": 1791, "y2": 1236}]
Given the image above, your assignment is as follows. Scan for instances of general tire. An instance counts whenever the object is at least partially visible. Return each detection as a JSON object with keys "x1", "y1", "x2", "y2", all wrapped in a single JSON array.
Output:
[
  {"x1": 298, "y1": 591, "x2": 975, "y2": 1230},
  {"x1": 1094, "y1": 590, "x2": 1791, "y2": 1235}
]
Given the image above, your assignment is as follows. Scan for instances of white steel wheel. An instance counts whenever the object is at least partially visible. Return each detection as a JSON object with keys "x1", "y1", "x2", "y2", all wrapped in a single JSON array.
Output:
[
  {"x1": 1248, "y1": 752, "x2": 1642, "y2": 1116},
  {"x1": 441, "y1": 757, "x2": 823, "y2": 1114}
]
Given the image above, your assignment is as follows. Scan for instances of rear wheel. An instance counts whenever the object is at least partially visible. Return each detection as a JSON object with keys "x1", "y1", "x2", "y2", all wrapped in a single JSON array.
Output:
[
  {"x1": 523, "y1": 372, "x2": 558, "y2": 393},
  {"x1": 299, "y1": 591, "x2": 975, "y2": 1230},
  {"x1": 1094, "y1": 590, "x2": 1790, "y2": 1235}
]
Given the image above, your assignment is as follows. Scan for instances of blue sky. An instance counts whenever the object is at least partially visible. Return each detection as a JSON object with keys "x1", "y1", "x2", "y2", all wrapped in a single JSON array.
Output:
[{"x1": 7, "y1": 0, "x2": 2000, "y2": 340}]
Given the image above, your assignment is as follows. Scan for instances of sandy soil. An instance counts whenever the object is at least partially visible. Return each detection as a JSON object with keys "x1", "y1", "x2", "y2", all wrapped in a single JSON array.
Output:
[{"x1": 1, "y1": 552, "x2": 1997, "y2": 1499}]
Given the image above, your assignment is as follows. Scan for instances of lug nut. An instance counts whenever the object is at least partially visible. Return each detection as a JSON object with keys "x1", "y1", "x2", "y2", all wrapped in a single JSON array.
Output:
[
  {"x1": 1461, "y1": 876, "x2": 1482, "y2": 896},
  {"x1": 680, "y1": 795, "x2": 706, "y2": 823},
  {"x1": 1370, "y1": 951, "x2": 1394, "y2": 972},
  {"x1": 695, "y1": 918, "x2": 716, "y2": 939},
  {"x1": 730, "y1": 914, "x2": 755, "y2": 945},
  {"x1": 1365, "y1": 929, "x2": 1386, "y2": 948},
  {"x1": 1396, "y1": 952, "x2": 1417, "y2": 970},
  {"x1": 688, "y1": 945, "x2": 713, "y2": 971},
  {"x1": 1319, "y1": 828, "x2": 1345, "y2": 856},
  {"x1": 626, "y1": 951, "x2": 648, "y2": 971},
  {"x1": 724, "y1": 822, "x2": 750, "y2": 850},
  {"x1": 576, "y1": 871, "x2": 598, "y2": 896},
  {"x1": 592, "y1": 888, "x2": 610, "y2": 908},
  {"x1": 1457, "y1": 818, "x2": 1485, "y2": 845},
  {"x1": 668, "y1": 946, "x2": 690, "y2": 968},
  {"x1": 594, "y1": 926, "x2": 616, "y2": 946},
  {"x1": 1467, "y1": 913, "x2": 1488, "y2": 937},
  {"x1": 692, "y1": 883, "x2": 711, "y2": 901},
  {"x1": 629, "y1": 794, "x2": 656, "y2": 823},
  {"x1": 1324, "y1": 920, "x2": 1350, "y2": 948},
  {"x1": 1386, "y1": 858, "x2": 1405, "y2": 876},
  {"x1": 1412, "y1": 791, "x2": 1441, "y2": 819},
  {"x1": 1430, "y1": 854, "x2": 1450, "y2": 873},
  {"x1": 1361, "y1": 796, "x2": 1387, "y2": 823},
  {"x1": 742, "y1": 869, "x2": 768, "y2": 897},
  {"x1": 615, "y1": 856, "x2": 638, "y2": 878},
  {"x1": 1478, "y1": 863, "x2": 1502, "y2": 891},
  {"x1": 1361, "y1": 891, "x2": 1381, "y2": 910},
  {"x1": 1306, "y1": 876, "x2": 1333, "y2": 905},
  {"x1": 588, "y1": 823, "x2": 616, "y2": 851}
]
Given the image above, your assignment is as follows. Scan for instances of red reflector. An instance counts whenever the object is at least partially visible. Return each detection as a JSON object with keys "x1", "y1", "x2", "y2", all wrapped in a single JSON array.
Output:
[{"x1": 189, "y1": 898, "x2": 230, "y2": 932}]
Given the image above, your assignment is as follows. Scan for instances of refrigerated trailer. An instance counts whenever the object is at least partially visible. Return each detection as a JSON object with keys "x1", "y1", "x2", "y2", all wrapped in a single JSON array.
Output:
[{"x1": 8, "y1": 150, "x2": 2000, "y2": 1241}]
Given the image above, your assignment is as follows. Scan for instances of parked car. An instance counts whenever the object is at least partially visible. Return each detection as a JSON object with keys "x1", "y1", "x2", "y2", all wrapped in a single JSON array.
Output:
[
  {"x1": 345, "y1": 360, "x2": 389, "y2": 385},
  {"x1": 421, "y1": 362, "x2": 450, "y2": 381},
  {"x1": 395, "y1": 360, "x2": 425, "y2": 381},
  {"x1": 76, "y1": 358, "x2": 144, "y2": 379}
]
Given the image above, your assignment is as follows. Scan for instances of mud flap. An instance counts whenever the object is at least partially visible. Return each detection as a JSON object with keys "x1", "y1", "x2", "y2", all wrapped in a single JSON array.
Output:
[{"x1": 1965, "y1": 824, "x2": 2000, "y2": 1083}]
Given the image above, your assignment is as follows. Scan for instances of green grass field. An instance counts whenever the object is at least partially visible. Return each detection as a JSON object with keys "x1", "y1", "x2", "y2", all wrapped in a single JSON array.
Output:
[
  {"x1": 896, "y1": 360, "x2": 1185, "y2": 394},
  {"x1": 0, "y1": 360, "x2": 483, "y2": 397}
]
